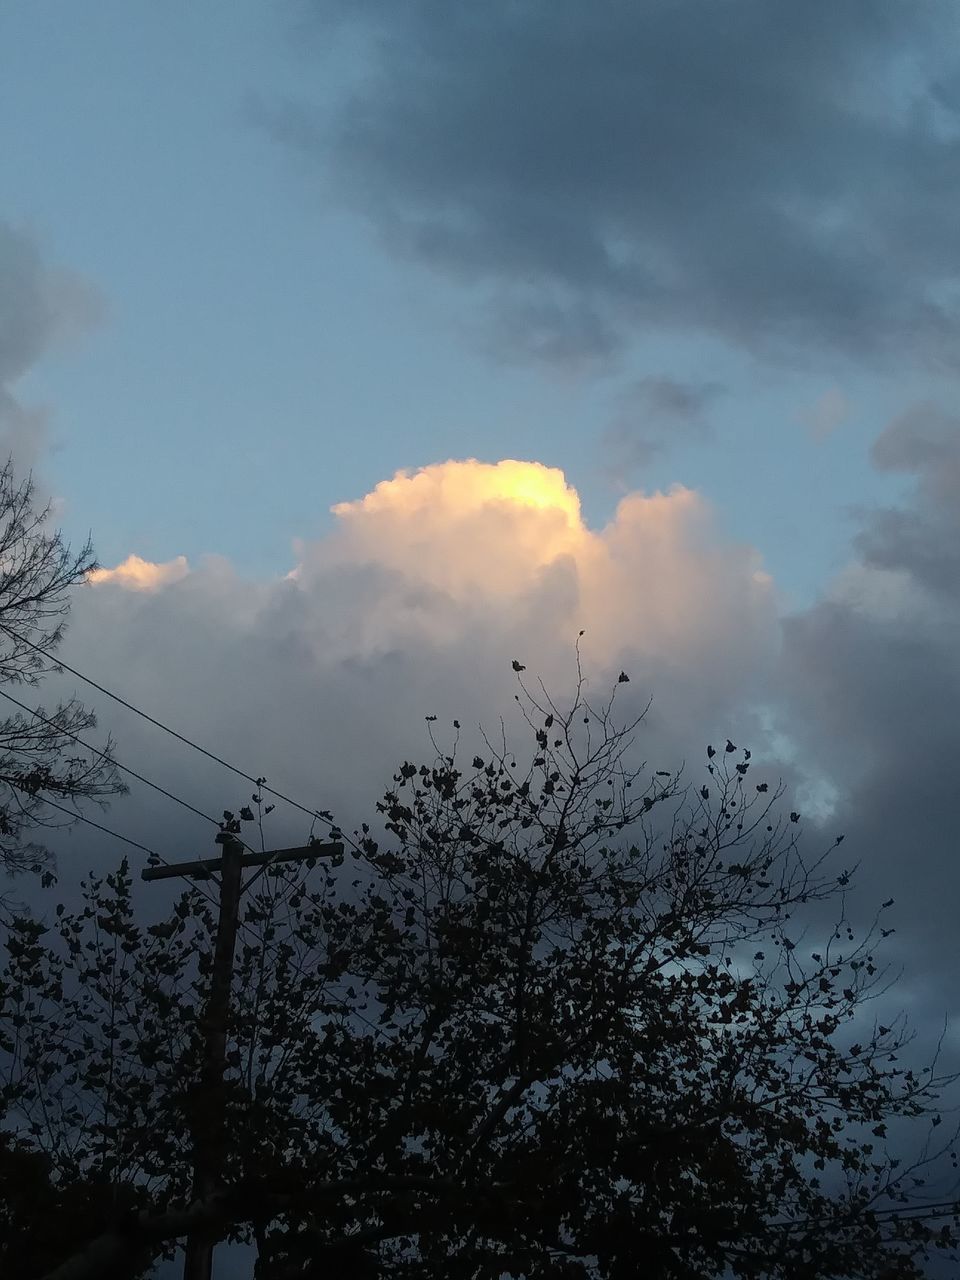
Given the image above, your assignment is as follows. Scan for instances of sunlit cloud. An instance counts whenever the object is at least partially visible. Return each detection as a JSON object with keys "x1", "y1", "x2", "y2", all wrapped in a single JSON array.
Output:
[
  {"x1": 326, "y1": 459, "x2": 586, "y2": 597},
  {"x1": 317, "y1": 458, "x2": 775, "y2": 669},
  {"x1": 68, "y1": 459, "x2": 777, "y2": 851},
  {"x1": 90, "y1": 460, "x2": 776, "y2": 682},
  {"x1": 88, "y1": 553, "x2": 190, "y2": 593},
  {"x1": 334, "y1": 458, "x2": 582, "y2": 522}
]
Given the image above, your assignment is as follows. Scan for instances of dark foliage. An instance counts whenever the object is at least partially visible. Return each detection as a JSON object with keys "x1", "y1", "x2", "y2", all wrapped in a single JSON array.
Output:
[{"x1": 2, "y1": 666, "x2": 958, "y2": 1278}]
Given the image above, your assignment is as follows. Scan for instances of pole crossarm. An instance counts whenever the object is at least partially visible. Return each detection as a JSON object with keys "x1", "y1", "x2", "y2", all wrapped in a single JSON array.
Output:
[
  {"x1": 140, "y1": 841, "x2": 343, "y2": 881},
  {"x1": 140, "y1": 832, "x2": 344, "y2": 1280}
]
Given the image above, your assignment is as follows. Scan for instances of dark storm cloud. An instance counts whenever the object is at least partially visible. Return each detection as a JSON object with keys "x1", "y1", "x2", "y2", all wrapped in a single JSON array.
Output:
[
  {"x1": 780, "y1": 406, "x2": 960, "y2": 983},
  {"x1": 855, "y1": 404, "x2": 960, "y2": 594},
  {"x1": 602, "y1": 375, "x2": 720, "y2": 471},
  {"x1": 277, "y1": 0, "x2": 960, "y2": 367}
]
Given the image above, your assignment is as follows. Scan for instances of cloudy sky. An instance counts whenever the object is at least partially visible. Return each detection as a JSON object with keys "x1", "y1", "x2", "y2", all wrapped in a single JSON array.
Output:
[{"x1": 4, "y1": 0, "x2": 960, "y2": 1108}]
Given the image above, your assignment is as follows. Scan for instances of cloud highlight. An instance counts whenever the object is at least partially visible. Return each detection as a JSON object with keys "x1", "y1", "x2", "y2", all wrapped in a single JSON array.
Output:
[{"x1": 89, "y1": 554, "x2": 190, "y2": 593}]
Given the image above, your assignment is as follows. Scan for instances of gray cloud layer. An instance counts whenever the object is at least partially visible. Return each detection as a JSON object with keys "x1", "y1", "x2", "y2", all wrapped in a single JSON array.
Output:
[
  {"x1": 602, "y1": 376, "x2": 720, "y2": 472},
  {"x1": 0, "y1": 224, "x2": 60, "y2": 386},
  {"x1": 46, "y1": 419, "x2": 960, "y2": 1011},
  {"x1": 857, "y1": 404, "x2": 960, "y2": 593},
  {"x1": 56, "y1": 424, "x2": 960, "y2": 1010},
  {"x1": 0, "y1": 223, "x2": 57, "y2": 464},
  {"x1": 780, "y1": 406, "x2": 960, "y2": 986},
  {"x1": 0, "y1": 221, "x2": 100, "y2": 467},
  {"x1": 277, "y1": 1, "x2": 960, "y2": 368}
]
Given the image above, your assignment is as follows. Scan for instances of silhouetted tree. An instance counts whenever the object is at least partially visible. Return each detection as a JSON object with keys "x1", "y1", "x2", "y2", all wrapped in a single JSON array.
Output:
[
  {"x1": 0, "y1": 459, "x2": 123, "y2": 896},
  {"x1": 2, "y1": 664, "x2": 958, "y2": 1278},
  {"x1": 0, "y1": 1130, "x2": 152, "y2": 1279}
]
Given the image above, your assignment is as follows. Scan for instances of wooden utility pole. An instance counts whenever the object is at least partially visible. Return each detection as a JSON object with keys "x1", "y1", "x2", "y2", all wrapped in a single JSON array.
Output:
[{"x1": 142, "y1": 831, "x2": 343, "y2": 1280}]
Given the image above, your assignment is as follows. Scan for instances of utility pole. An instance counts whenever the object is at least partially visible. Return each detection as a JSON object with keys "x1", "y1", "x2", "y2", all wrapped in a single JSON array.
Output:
[{"x1": 142, "y1": 830, "x2": 343, "y2": 1280}]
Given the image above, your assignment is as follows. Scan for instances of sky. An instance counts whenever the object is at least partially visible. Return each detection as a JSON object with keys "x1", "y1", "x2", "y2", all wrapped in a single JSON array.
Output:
[
  {"x1": 7, "y1": 0, "x2": 960, "y2": 600},
  {"x1": 4, "y1": 1, "x2": 960, "y2": 1271}
]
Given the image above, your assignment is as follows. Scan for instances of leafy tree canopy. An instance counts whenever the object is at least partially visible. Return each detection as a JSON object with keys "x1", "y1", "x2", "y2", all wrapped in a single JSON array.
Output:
[{"x1": 2, "y1": 664, "x2": 957, "y2": 1279}]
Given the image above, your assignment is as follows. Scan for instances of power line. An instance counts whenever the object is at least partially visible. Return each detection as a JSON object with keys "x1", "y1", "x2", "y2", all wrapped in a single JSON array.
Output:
[
  {"x1": 770, "y1": 1199, "x2": 960, "y2": 1233},
  {"x1": 0, "y1": 626, "x2": 352, "y2": 878},
  {"x1": 0, "y1": 686, "x2": 221, "y2": 830},
  {"x1": 0, "y1": 687, "x2": 305, "y2": 872},
  {"x1": 36, "y1": 793, "x2": 226, "y2": 915},
  {"x1": 38, "y1": 794, "x2": 170, "y2": 862},
  {"x1": 12, "y1": 798, "x2": 313, "y2": 1035},
  {"x1": 0, "y1": 623, "x2": 340, "y2": 832}
]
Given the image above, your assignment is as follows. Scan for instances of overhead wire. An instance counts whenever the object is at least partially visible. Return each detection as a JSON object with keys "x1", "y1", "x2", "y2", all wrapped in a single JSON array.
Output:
[
  {"x1": 770, "y1": 1200, "x2": 960, "y2": 1232},
  {"x1": 0, "y1": 622, "x2": 339, "y2": 831},
  {"x1": 0, "y1": 685, "x2": 221, "y2": 830},
  {"x1": 0, "y1": 629, "x2": 346, "y2": 914},
  {"x1": 0, "y1": 664, "x2": 236, "y2": 905},
  {"x1": 38, "y1": 794, "x2": 168, "y2": 862},
  {"x1": 36, "y1": 795, "x2": 230, "y2": 920},
  {"x1": 0, "y1": 684, "x2": 277, "y2": 871}
]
